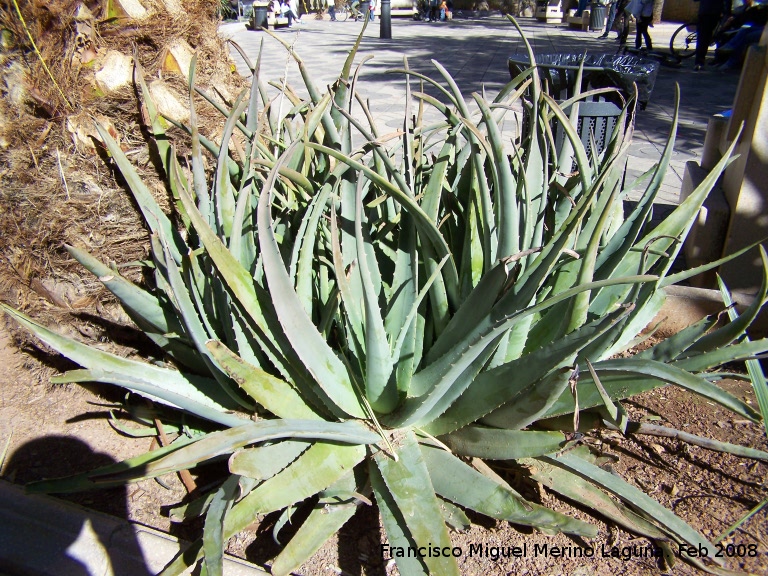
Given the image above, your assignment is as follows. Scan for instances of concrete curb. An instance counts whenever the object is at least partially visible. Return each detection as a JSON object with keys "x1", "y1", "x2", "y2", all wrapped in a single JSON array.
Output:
[
  {"x1": 657, "y1": 285, "x2": 764, "y2": 337},
  {"x1": 0, "y1": 480, "x2": 267, "y2": 576}
]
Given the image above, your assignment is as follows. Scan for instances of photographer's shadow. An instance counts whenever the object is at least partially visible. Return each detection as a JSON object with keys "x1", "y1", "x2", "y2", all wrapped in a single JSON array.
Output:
[{"x1": 1, "y1": 435, "x2": 153, "y2": 576}]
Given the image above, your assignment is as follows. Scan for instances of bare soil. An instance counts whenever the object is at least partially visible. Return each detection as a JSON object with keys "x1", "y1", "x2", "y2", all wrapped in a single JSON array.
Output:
[{"x1": 1, "y1": 320, "x2": 767, "y2": 576}]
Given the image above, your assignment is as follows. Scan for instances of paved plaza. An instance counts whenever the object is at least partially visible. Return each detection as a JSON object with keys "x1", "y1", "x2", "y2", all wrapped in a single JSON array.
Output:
[{"x1": 220, "y1": 15, "x2": 742, "y2": 206}]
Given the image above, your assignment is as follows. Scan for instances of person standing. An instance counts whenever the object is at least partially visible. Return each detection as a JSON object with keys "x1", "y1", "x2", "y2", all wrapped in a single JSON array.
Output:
[
  {"x1": 599, "y1": 1, "x2": 618, "y2": 39},
  {"x1": 369, "y1": 0, "x2": 376, "y2": 20},
  {"x1": 428, "y1": 0, "x2": 439, "y2": 22},
  {"x1": 695, "y1": 0, "x2": 731, "y2": 71},
  {"x1": 634, "y1": 0, "x2": 654, "y2": 50}
]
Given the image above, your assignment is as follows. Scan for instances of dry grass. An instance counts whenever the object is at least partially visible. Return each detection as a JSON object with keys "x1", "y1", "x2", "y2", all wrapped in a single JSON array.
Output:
[{"x1": 0, "y1": 0, "x2": 247, "y2": 329}]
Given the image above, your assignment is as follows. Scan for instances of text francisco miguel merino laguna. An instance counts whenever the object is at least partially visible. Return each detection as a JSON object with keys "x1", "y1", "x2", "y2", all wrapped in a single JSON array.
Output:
[{"x1": 380, "y1": 542, "x2": 668, "y2": 561}]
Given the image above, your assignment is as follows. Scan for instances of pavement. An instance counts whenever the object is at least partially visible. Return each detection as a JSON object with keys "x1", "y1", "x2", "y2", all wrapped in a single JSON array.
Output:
[{"x1": 220, "y1": 14, "x2": 742, "y2": 206}]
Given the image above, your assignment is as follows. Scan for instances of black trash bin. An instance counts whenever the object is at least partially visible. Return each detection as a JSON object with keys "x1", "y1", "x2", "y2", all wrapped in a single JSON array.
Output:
[
  {"x1": 589, "y1": 2, "x2": 607, "y2": 31},
  {"x1": 508, "y1": 53, "x2": 659, "y2": 166},
  {"x1": 509, "y1": 53, "x2": 659, "y2": 110},
  {"x1": 250, "y1": 2, "x2": 270, "y2": 28},
  {"x1": 359, "y1": 0, "x2": 370, "y2": 18}
]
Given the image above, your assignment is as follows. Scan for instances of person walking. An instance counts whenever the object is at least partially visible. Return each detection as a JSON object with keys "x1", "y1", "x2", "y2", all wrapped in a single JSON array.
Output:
[
  {"x1": 369, "y1": 0, "x2": 376, "y2": 20},
  {"x1": 694, "y1": 0, "x2": 731, "y2": 71},
  {"x1": 615, "y1": 0, "x2": 631, "y2": 44},
  {"x1": 632, "y1": 0, "x2": 654, "y2": 50}
]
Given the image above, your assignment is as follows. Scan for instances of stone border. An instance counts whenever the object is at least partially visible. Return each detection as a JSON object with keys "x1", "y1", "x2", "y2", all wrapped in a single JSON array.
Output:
[
  {"x1": 658, "y1": 285, "x2": 764, "y2": 337},
  {"x1": 0, "y1": 480, "x2": 267, "y2": 576}
]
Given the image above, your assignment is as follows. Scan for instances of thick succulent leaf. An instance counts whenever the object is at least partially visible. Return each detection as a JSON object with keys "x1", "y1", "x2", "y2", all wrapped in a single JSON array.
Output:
[
  {"x1": 271, "y1": 473, "x2": 360, "y2": 576},
  {"x1": 257, "y1": 145, "x2": 365, "y2": 419},
  {"x1": 369, "y1": 459, "x2": 429, "y2": 576},
  {"x1": 386, "y1": 212, "x2": 418, "y2": 393},
  {"x1": 390, "y1": 255, "x2": 450, "y2": 395},
  {"x1": 424, "y1": 259, "x2": 510, "y2": 368},
  {"x1": 158, "y1": 539, "x2": 204, "y2": 576},
  {"x1": 473, "y1": 94, "x2": 519, "y2": 258},
  {"x1": 680, "y1": 251, "x2": 768, "y2": 361},
  {"x1": 169, "y1": 492, "x2": 215, "y2": 524},
  {"x1": 438, "y1": 498, "x2": 471, "y2": 532},
  {"x1": 661, "y1": 237, "x2": 768, "y2": 288},
  {"x1": 521, "y1": 450, "x2": 667, "y2": 539},
  {"x1": 374, "y1": 430, "x2": 460, "y2": 576},
  {"x1": 564, "y1": 181, "x2": 620, "y2": 335},
  {"x1": 591, "y1": 359, "x2": 760, "y2": 421},
  {"x1": 94, "y1": 122, "x2": 183, "y2": 264},
  {"x1": 591, "y1": 125, "x2": 739, "y2": 315},
  {"x1": 289, "y1": 181, "x2": 330, "y2": 316},
  {"x1": 161, "y1": 443, "x2": 366, "y2": 576},
  {"x1": 329, "y1": 208, "x2": 366, "y2": 362},
  {"x1": 89, "y1": 420, "x2": 377, "y2": 483},
  {"x1": 420, "y1": 443, "x2": 597, "y2": 536},
  {"x1": 598, "y1": 288, "x2": 667, "y2": 360},
  {"x1": 65, "y1": 245, "x2": 207, "y2": 373},
  {"x1": 228, "y1": 172, "x2": 257, "y2": 272},
  {"x1": 444, "y1": 142, "x2": 641, "y2": 360},
  {"x1": 66, "y1": 245, "x2": 176, "y2": 336},
  {"x1": 203, "y1": 475, "x2": 240, "y2": 576},
  {"x1": 718, "y1": 275, "x2": 768, "y2": 439},
  {"x1": 584, "y1": 359, "x2": 629, "y2": 432},
  {"x1": 480, "y1": 369, "x2": 572, "y2": 431},
  {"x1": 206, "y1": 340, "x2": 319, "y2": 420},
  {"x1": 26, "y1": 435, "x2": 198, "y2": 493},
  {"x1": 393, "y1": 333, "x2": 502, "y2": 428},
  {"x1": 224, "y1": 442, "x2": 366, "y2": 540},
  {"x1": 175, "y1": 183, "x2": 277, "y2": 352},
  {"x1": 628, "y1": 422, "x2": 768, "y2": 461},
  {"x1": 155, "y1": 234, "x2": 252, "y2": 410},
  {"x1": 672, "y1": 338, "x2": 768, "y2": 373},
  {"x1": 229, "y1": 440, "x2": 311, "y2": 479},
  {"x1": 594, "y1": 91, "x2": 680, "y2": 284},
  {"x1": 213, "y1": 93, "x2": 247, "y2": 240},
  {"x1": 541, "y1": 452, "x2": 724, "y2": 566},
  {"x1": 1, "y1": 305, "x2": 243, "y2": 423},
  {"x1": 440, "y1": 427, "x2": 565, "y2": 460},
  {"x1": 304, "y1": 141, "x2": 459, "y2": 291},
  {"x1": 541, "y1": 93, "x2": 593, "y2": 191},
  {"x1": 354, "y1": 180, "x2": 397, "y2": 413},
  {"x1": 176, "y1": 168, "x2": 343, "y2": 417},
  {"x1": 540, "y1": 358, "x2": 762, "y2": 422},
  {"x1": 427, "y1": 305, "x2": 632, "y2": 435},
  {"x1": 51, "y1": 368, "x2": 244, "y2": 428},
  {"x1": 635, "y1": 312, "x2": 721, "y2": 363},
  {"x1": 389, "y1": 275, "x2": 656, "y2": 428},
  {"x1": 134, "y1": 58, "x2": 172, "y2": 181},
  {"x1": 273, "y1": 502, "x2": 356, "y2": 575}
]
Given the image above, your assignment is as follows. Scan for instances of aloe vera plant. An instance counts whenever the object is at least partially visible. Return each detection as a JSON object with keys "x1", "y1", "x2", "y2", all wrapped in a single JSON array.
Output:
[{"x1": 4, "y1": 19, "x2": 768, "y2": 576}]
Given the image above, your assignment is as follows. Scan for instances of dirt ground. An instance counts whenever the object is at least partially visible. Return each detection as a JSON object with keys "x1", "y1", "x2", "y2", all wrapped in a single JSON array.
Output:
[{"x1": 1, "y1": 320, "x2": 767, "y2": 576}]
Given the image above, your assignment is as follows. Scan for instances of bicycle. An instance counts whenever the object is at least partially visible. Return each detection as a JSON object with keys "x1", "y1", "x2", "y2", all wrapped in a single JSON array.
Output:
[
  {"x1": 336, "y1": 0, "x2": 365, "y2": 21},
  {"x1": 669, "y1": 18, "x2": 733, "y2": 59}
]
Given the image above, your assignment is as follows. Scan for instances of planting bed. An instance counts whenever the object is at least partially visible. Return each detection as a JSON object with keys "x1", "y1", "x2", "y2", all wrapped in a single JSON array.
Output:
[{"x1": 2, "y1": 322, "x2": 766, "y2": 576}]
